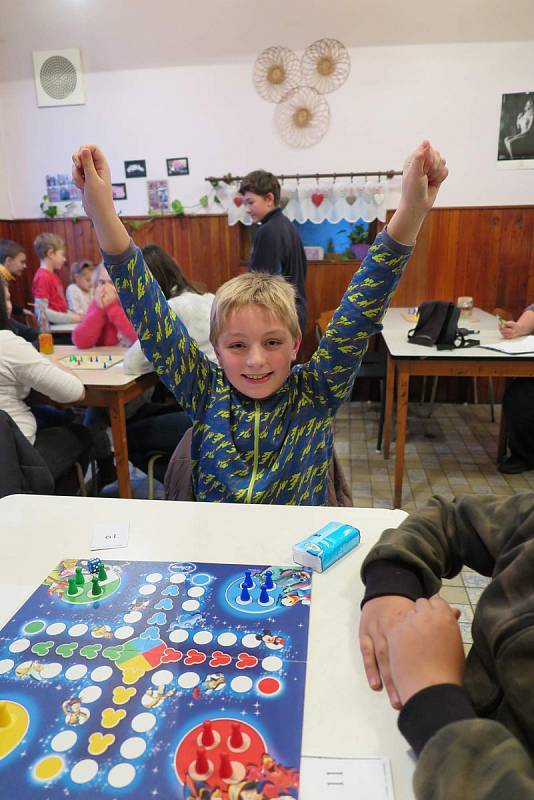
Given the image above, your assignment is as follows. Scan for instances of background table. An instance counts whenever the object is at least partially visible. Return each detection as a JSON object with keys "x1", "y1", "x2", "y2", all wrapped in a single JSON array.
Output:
[
  {"x1": 0, "y1": 495, "x2": 413, "y2": 799},
  {"x1": 46, "y1": 345, "x2": 158, "y2": 498},
  {"x1": 381, "y1": 308, "x2": 534, "y2": 507}
]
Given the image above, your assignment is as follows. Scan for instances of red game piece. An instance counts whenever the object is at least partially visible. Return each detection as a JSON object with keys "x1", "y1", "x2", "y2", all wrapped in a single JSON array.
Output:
[
  {"x1": 195, "y1": 747, "x2": 209, "y2": 775},
  {"x1": 219, "y1": 751, "x2": 232, "y2": 780},
  {"x1": 201, "y1": 720, "x2": 215, "y2": 747},
  {"x1": 229, "y1": 722, "x2": 243, "y2": 750}
]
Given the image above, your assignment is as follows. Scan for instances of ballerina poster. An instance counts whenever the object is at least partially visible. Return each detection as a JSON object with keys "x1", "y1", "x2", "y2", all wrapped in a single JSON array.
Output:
[{"x1": 497, "y1": 92, "x2": 534, "y2": 169}]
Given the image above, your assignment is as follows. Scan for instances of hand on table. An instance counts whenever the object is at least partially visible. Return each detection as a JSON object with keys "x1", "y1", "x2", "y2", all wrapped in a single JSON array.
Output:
[
  {"x1": 500, "y1": 320, "x2": 523, "y2": 339},
  {"x1": 359, "y1": 595, "x2": 415, "y2": 710},
  {"x1": 386, "y1": 595, "x2": 465, "y2": 706}
]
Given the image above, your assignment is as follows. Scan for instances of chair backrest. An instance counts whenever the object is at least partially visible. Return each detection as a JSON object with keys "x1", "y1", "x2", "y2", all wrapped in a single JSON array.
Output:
[
  {"x1": 163, "y1": 426, "x2": 352, "y2": 506},
  {"x1": 0, "y1": 410, "x2": 54, "y2": 498}
]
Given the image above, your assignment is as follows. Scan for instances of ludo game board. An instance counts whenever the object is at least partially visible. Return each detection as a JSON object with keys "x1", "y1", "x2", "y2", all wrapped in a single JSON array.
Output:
[{"x1": 0, "y1": 558, "x2": 312, "y2": 798}]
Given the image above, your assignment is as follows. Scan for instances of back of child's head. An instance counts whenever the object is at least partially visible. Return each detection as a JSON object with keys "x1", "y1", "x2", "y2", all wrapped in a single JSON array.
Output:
[
  {"x1": 34, "y1": 232, "x2": 65, "y2": 261},
  {"x1": 70, "y1": 259, "x2": 94, "y2": 282},
  {"x1": 0, "y1": 239, "x2": 25, "y2": 263},
  {"x1": 142, "y1": 244, "x2": 202, "y2": 299},
  {"x1": 239, "y1": 170, "x2": 281, "y2": 206},
  {"x1": 210, "y1": 272, "x2": 300, "y2": 345}
]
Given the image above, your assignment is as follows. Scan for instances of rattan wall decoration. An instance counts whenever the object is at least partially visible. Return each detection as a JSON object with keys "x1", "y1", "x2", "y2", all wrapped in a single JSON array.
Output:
[
  {"x1": 301, "y1": 38, "x2": 350, "y2": 94},
  {"x1": 253, "y1": 46, "x2": 301, "y2": 103},
  {"x1": 252, "y1": 39, "x2": 351, "y2": 148},
  {"x1": 274, "y1": 87, "x2": 330, "y2": 148}
]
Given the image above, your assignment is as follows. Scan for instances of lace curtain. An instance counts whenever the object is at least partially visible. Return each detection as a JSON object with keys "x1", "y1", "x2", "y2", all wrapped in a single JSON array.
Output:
[{"x1": 212, "y1": 179, "x2": 398, "y2": 226}]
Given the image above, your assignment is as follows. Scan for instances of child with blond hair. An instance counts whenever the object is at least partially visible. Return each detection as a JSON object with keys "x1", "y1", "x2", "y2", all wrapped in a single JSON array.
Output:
[
  {"x1": 72, "y1": 140, "x2": 447, "y2": 505},
  {"x1": 32, "y1": 233, "x2": 81, "y2": 324}
]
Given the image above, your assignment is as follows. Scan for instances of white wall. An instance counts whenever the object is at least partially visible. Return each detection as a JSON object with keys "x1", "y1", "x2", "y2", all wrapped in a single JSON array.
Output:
[
  {"x1": 1, "y1": 40, "x2": 533, "y2": 219},
  {"x1": 0, "y1": 96, "x2": 14, "y2": 219}
]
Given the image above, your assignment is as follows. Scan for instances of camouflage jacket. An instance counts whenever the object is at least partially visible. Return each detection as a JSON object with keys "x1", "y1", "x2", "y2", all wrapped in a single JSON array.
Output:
[{"x1": 362, "y1": 493, "x2": 534, "y2": 799}]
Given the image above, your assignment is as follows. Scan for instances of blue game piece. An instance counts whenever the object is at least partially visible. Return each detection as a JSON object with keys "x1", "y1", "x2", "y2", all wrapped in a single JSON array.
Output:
[
  {"x1": 108, "y1": 355, "x2": 112, "y2": 361},
  {"x1": 264, "y1": 570, "x2": 274, "y2": 590},
  {"x1": 95, "y1": 356, "x2": 99, "y2": 362},
  {"x1": 258, "y1": 584, "x2": 270, "y2": 604},
  {"x1": 103, "y1": 363, "x2": 107, "y2": 369},
  {"x1": 87, "y1": 557, "x2": 102, "y2": 575},
  {"x1": 238, "y1": 583, "x2": 251, "y2": 604},
  {"x1": 243, "y1": 570, "x2": 254, "y2": 589}
]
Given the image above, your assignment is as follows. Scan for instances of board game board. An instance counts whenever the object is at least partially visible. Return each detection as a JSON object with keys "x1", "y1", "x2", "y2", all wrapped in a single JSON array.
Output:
[
  {"x1": 0, "y1": 558, "x2": 312, "y2": 799},
  {"x1": 60, "y1": 353, "x2": 124, "y2": 370}
]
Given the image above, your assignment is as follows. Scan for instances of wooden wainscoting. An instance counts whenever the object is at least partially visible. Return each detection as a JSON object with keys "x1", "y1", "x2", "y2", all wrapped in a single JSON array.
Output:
[{"x1": 3, "y1": 206, "x2": 534, "y2": 397}]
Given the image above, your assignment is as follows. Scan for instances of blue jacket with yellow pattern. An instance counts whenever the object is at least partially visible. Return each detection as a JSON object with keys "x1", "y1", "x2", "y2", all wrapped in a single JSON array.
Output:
[{"x1": 105, "y1": 230, "x2": 412, "y2": 505}]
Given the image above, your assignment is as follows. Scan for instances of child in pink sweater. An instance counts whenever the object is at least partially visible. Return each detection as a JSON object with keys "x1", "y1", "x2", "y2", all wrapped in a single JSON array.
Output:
[{"x1": 72, "y1": 264, "x2": 136, "y2": 348}]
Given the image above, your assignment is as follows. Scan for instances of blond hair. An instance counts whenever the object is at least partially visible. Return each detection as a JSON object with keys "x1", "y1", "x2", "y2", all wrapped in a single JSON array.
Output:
[
  {"x1": 210, "y1": 272, "x2": 300, "y2": 345},
  {"x1": 34, "y1": 233, "x2": 65, "y2": 261}
]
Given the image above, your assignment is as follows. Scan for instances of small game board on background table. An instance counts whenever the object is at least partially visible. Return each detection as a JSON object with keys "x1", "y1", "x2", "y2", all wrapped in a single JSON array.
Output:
[
  {"x1": 0, "y1": 558, "x2": 312, "y2": 799},
  {"x1": 59, "y1": 353, "x2": 124, "y2": 370}
]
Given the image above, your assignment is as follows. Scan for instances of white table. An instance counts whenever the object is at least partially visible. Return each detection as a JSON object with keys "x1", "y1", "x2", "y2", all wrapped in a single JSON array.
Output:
[
  {"x1": 0, "y1": 495, "x2": 413, "y2": 798},
  {"x1": 381, "y1": 308, "x2": 534, "y2": 507}
]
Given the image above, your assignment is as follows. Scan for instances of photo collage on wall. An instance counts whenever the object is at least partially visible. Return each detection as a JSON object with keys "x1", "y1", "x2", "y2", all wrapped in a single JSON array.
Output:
[{"x1": 113, "y1": 157, "x2": 191, "y2": 212}]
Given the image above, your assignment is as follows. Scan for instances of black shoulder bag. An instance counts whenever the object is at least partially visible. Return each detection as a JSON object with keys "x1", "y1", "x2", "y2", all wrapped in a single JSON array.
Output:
[{"x1": 407, "y1": 301, "x2": 480, "y2": 350}]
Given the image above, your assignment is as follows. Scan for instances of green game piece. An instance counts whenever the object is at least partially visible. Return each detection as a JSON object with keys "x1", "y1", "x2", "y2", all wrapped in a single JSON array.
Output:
[
  {"x1": 75, "y1": 566, "x2": 84, "y2": 585},
  {"x1": 67, "y1": 577, "x2": 78, "y2": 596},
  {"x1": 91, "y1": 576, "x2": 102, "y2": 597},
  {"x1": 98, "y1": 563, "x2": 107, "y2": 582}
]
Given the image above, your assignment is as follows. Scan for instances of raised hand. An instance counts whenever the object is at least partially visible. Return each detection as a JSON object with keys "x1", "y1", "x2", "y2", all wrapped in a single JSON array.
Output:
[
  {"x1": 388, "y1": 140, "x2": 448, "y2": 245},
  {"x1": 359, "y1": 595, "x2": 415, "y2": 710},
  {"x1": 71, "y1": 145, "x2": 129, "y2": 254},
  {"x1": 386, "y1": 595, "x2": 465, "y2": 706}
]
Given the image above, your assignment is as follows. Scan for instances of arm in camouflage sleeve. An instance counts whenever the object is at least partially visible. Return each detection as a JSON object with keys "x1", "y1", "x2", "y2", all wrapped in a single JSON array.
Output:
[
  {"x1": 413, "y1": 718, "x2": 534, "y2": 800},
  {"x1": 361, "y1": 492, "x2": 534, "y2": 596}
]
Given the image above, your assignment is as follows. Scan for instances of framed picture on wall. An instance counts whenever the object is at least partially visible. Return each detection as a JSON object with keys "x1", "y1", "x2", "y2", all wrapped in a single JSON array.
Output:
[
  {"x1": 147, "y1": 179, "x2": 170, "y2": 212},
  {"x1": 112, "y1": 182, "x2": 127, "y2": 200},
  {"x1": 166, "y1": 157, "x2": 189, "y2": 176},
  {"x1": 124, "y1": 159, "x2": 147, "y2": 178},
  {"x1": 46, "y1": 174, "x2": 82, "y2": 203},
  {"x1": 497, "y1": 92, "x2": 534, "y2": 169}
]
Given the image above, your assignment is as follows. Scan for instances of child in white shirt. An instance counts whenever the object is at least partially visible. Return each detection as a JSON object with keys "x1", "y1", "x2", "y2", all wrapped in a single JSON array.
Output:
[{"x1": 66, "y1": 259, "x2": 94, "y2": 316}]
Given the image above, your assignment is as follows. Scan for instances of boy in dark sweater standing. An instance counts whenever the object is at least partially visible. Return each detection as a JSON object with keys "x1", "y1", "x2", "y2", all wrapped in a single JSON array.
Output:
[{"x1": 239, "y1": 170, "x2": 308, "y2": 333}]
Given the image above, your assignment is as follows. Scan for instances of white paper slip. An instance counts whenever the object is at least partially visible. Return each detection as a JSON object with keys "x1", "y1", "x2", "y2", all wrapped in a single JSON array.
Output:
[
  {"x1": 482, "y1": 335, "x2": 534, "y2": 354},
  {"x1": 299, "y1": 756, "x2": 394, "y2": 799},
  {"x1": 91, "y1": 521, "x2": 130, "y2": 550}
]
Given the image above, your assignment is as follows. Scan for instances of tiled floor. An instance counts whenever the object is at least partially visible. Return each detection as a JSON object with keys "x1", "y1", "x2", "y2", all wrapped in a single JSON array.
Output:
[
  {"x1": 333, "y1": 399, "x2": 534, "y2": 650},
  {"x1": 333, "y1": 399, "x2": 534, "y2": 513}
]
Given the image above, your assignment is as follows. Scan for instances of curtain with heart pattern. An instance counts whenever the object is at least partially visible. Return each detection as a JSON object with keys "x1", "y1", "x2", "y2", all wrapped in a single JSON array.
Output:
[{"x1": 213, "y1": 179, "x2": 397, "y2": 225}]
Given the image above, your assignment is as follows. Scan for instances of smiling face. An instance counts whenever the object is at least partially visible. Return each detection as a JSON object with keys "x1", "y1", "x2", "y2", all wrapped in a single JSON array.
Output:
[
  {"x1": 214, "y1": 304, "x2": 300, "y2": 400},
  {"x1": 243, "y1": 191, "x2": 275, "y2": 223}
]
